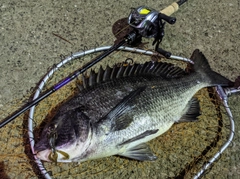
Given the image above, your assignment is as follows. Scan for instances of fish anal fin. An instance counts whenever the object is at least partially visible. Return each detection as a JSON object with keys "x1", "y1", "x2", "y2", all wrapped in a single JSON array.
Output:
[
  {"x1": 119, "y1": 143, "x2": 157, "y2": 161},
  {"x1": 178, "y1": 97, "x2": 201, "y2": 123}
]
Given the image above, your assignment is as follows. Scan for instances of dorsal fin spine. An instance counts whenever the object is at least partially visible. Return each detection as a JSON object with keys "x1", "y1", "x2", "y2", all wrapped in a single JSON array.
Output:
[
  {"x1": 116, "y1": 66, "x2": 126, "y2": 78},
  {"x1": 110, "y1": 66, "x2": 119, "y2": 79},
  {"x1": 97, "y1": 66, "x2": 104, "y2": 83},
  {"x1": 79, "y1": 61, "x2": 186, "y2": 90},
  {"x1": 103, "y1": 65, "x2": 112, "y2": 82},
  {"x1": 123, "y1": 65, "x2": 131, "y2": 77}
]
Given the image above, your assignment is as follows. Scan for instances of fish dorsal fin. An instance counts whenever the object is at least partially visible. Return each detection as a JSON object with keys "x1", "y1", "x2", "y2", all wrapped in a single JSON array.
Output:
[{"x1": 80, "y1": 61, "x2": 186, "y2": 90}]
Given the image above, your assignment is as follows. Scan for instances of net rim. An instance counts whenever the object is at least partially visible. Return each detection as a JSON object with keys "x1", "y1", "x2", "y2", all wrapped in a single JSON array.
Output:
[{"x1": 27, "y1": 46, "x2": 235, "y2": 179}]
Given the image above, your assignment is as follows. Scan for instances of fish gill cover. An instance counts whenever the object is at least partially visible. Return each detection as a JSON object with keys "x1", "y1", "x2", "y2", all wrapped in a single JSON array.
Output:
[{"x1": 0, "y1": 48, "x2": 237, "y2": 179}]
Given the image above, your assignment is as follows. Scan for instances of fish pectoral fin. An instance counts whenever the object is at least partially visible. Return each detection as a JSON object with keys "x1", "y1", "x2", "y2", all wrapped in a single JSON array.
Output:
[
  {"x1": 118, "y1": 129, "x2": 159, "y2": 146},
  {"x1": 111, "y1": 116, "x2": 133, "y2": 132},
  {"x1": 178, "y1": 97, "x2": 201, "y2": 123},
  {"x1": 106, "y1": 86, "x2": 146, "y2": 131},
  {"x1": 119, "y1": 143, "x2": 157, "y2": 161}
]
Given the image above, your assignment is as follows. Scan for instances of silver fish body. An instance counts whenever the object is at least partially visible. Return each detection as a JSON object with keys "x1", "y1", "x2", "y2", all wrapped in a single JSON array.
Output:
[{"x1": 34, "y1": 49, "x2": 232, "y2": 163}]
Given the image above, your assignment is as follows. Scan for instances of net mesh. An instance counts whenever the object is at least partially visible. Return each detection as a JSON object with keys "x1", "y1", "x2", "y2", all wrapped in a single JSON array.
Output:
[{"x1": 0, "y1": 47, "x2": 238, "y2": 179}]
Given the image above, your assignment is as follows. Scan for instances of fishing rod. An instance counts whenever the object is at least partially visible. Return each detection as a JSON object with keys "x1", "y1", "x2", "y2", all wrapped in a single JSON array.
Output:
[{"x1": 0, "y1": 0, "x2": 188, "y2": 128}]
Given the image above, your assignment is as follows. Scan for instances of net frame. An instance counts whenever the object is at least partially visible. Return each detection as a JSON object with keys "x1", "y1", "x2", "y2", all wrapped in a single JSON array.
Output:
[{"x1": 27, "y1": 46, "x2": 236, "y2": 179}]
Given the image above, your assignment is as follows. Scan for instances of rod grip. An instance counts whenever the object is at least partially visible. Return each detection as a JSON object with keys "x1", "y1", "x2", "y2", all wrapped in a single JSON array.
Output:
[{"x1": 160, "y1": 2, "x2": 179, "y2": 16}]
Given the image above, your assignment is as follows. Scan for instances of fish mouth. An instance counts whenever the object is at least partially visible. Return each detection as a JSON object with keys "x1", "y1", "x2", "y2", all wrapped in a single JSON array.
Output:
[
  {"x1": 35, "y1": 149, "x2": 52, "y2": 162},
  {"x1": 35, "y1": 149, "x2": 71, "y2": 162}
]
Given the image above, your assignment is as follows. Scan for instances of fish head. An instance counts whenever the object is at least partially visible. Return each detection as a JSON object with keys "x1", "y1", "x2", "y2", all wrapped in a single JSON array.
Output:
[{"x1": 34, "y1": 107, "x2": 91, "y2": 162}]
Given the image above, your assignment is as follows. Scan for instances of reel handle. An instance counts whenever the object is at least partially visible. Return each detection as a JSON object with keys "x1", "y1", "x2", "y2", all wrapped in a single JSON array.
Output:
[{"x1": 159, "y1": 13, "x2": 176, "y2": 24}]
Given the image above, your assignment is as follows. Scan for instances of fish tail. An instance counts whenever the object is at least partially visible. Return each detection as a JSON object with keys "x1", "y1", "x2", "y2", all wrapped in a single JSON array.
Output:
[{"x1": 191, "y1": 49, "x2": 233, "y2": 86}]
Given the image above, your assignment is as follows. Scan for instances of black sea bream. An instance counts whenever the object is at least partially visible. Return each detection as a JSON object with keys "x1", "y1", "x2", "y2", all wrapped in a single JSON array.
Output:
[{"x1": 34, "y1": 49, "x2": 232, "y2": 163}]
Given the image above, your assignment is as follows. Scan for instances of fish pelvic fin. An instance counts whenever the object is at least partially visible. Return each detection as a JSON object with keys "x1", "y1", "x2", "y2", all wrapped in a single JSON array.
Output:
[
  {"x1": 191, "y1": 49, "x2": 233, "y2": 87},
  {"x1": 177, "y1": 97, "x2": 200, "y2": 123},
  {"x1": 118, "y1": 143, "x2": 157, "y2": 161}
]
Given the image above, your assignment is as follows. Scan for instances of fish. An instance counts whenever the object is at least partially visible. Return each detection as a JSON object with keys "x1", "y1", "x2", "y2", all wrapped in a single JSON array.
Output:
[{"x1": 34, "y1": 49, "x2": 232, "y2": 163}]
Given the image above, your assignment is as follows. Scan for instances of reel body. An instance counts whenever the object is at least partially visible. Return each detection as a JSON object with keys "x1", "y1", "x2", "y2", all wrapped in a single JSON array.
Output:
[{"x1": 128, "y1": 6, "x2": 176, "y2": 58}]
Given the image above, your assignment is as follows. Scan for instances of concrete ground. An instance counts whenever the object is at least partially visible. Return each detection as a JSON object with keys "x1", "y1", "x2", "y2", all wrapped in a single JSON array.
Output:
[{"x1": 0, "y1": 0, "x2": 239, "y2": 178}]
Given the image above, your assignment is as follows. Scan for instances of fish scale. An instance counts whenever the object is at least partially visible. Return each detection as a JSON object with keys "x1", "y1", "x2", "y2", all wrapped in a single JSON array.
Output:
[
  {"x1": 82, "y1": 82, "x2": 202, "y2": 161},
  {"x1": 34, "y1": 49, "x2": 232, "y2": 163}
]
